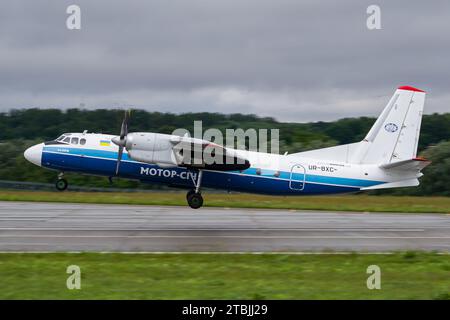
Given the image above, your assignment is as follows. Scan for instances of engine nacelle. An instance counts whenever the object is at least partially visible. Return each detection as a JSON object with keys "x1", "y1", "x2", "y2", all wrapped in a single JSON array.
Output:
[
  {"x1": 124, "y1": 132, "x2": 251, "y2": 171},
  {"x1": 126, "y1": 132, "x2": 178, "y2": 166}
]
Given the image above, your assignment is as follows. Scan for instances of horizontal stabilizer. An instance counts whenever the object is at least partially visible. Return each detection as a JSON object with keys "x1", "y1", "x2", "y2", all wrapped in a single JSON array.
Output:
[
  {"x1": 361, "y1": 178, "x2": 419, "y2": 190},
  {"x1": 380, "y1": 157, "x2": 431, "y2": 171}
]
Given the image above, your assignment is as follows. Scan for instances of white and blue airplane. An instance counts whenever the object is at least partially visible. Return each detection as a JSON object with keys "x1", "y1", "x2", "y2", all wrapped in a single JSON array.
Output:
[{"x1": 24, "y1": 86, "x2": 430, "y2": 208}]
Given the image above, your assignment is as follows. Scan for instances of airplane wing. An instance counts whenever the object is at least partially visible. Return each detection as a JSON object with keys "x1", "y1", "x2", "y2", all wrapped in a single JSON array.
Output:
[
  {"x1": 170, "y1": 135, "x2": 250, "y2": 171},
  {"x1": 111, "y1": 112, "x2": 250, "y2": 172}
]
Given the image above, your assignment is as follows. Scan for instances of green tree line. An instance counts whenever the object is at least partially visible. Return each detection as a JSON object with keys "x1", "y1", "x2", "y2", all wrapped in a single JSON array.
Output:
[{"x1": 0, "y1": 109, "x2": 449, "y2": 195}]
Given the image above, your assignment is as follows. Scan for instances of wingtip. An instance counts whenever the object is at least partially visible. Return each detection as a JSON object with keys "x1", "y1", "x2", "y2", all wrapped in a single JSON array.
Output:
[{"x1": 398, "y1": 85, "x2": 426, "y2": 93}]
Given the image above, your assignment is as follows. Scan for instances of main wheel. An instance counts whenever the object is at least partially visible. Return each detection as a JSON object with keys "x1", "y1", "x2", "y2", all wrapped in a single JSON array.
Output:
[
  {"x1": 55, "y1": 178, "x2": 68, "y2": 191},
  {"x1": 187, "y1": 192, "x2": 203, "y2": 209},
  {"x1": 186, "y1": 189, "x2": 196, "y2": 201}
]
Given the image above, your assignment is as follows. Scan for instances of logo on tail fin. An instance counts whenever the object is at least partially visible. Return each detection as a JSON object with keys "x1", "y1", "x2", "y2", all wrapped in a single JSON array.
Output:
[{"x1": 384, "y1": 123, "x2": 398, "y2": 133}]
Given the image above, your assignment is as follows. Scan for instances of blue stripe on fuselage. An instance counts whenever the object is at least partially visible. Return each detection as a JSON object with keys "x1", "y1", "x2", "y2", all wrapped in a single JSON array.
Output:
[{"x1": 42, "y1": 146, "x2": 384, "y2": 195}]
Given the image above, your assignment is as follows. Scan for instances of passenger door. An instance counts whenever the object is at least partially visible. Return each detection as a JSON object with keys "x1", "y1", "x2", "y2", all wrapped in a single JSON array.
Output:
[{"x1": 289, "y1": 164, "x2": 306, "y2": 191}]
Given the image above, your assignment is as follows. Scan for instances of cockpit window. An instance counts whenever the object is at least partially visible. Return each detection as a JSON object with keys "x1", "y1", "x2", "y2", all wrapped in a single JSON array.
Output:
[
  {"x1": 63, "y1": 137, "x2": 71, "y2": 143},
  {"x1": 80, "y1": 138, "x2": 86, "y2": 145},
  {"x1": 71, "y1": 137, "x2": 79, "y2": 144},
  {"x1": 56, "y1": 135, "x2": 65, "y2": 141}
]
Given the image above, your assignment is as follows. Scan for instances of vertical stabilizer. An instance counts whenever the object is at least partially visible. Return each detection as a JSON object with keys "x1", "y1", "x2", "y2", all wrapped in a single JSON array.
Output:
[{"x1": 355, "y1": 86, "x2": 426, "y2": 164}]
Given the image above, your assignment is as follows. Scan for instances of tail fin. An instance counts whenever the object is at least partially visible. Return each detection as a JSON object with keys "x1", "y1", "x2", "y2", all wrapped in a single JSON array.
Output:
[
  {"x1": 290, "y1": 86, "x2": 426, "y2": 165},
  {"x1": 354, "y1": 86, "x2": 426, "y2": 164}
]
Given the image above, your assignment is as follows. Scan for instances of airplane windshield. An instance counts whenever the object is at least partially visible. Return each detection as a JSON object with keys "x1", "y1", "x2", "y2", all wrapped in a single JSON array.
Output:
[{"x1": 56, "y1": 135, "x2": 65, "y2": 141}]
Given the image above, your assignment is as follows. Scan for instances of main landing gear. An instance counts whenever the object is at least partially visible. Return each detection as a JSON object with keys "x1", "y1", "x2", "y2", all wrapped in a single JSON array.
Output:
[
  {"x1": 55, "y1": 172, "x2": 68, "y2": 191},
  {"x1": 186, "y1": 170, "x2": 204, "y2": 209}
]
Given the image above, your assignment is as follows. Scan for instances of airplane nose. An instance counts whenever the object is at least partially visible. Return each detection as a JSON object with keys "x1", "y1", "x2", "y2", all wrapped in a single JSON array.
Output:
[{"x1": 24, "y1": 143, "x2": 44, "y2": 167}]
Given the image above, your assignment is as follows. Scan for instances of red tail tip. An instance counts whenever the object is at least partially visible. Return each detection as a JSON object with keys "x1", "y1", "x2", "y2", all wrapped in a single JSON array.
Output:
[{"x1": 398, "y1": 85, "x2": 426, "y2": 93}]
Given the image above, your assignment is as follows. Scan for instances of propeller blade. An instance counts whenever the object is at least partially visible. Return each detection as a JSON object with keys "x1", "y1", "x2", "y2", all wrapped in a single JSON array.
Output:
[
  {"x1": 114, "y1": 109, "x2": 131, "y2": 175},
  {"x1": 115, "y1": 146, "x2": 123, "y2": 175},
  {"x1": 120, "y1": 110, "x2": 130, "y2": 139}
]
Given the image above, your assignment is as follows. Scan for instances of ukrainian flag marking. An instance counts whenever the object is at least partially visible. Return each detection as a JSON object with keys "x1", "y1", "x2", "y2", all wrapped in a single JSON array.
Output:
[{"x1": 100, "y1": 140, "x2": 110, "y2": 146}]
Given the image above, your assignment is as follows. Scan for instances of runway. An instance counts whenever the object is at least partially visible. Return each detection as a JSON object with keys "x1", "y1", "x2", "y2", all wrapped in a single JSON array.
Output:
[{"x1": 0, "y1": 201, "x2": 449, "y2": 252}]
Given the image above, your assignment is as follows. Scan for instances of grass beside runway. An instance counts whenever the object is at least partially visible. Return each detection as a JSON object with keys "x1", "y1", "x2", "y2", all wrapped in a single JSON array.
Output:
[
  {"x1": 0, "y1": 252, "x2": 448, "y2": 299},
  {"x1": 0, "y1": 190, "x2": 449, "y2": 213}
]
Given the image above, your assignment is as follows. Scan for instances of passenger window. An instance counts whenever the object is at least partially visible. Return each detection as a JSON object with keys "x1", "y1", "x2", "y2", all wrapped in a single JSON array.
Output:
[
  {"x1": 63, "y1": 137, "x2": 71, "y2": 143},
  {"x1": 80, "y1": 138, "x2": 86, "y2": 145},
  {"x1": 256, "y1": 168, "x2": 262, "y2": 175},
  {"x1": 71, "y1": 137, "x2": 79, "y2": 144}
]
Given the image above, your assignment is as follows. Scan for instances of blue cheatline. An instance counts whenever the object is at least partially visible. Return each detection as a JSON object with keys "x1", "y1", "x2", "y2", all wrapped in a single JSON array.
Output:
[{"x1": 42, "y1": 147, "x2": 384, "y2": 195}]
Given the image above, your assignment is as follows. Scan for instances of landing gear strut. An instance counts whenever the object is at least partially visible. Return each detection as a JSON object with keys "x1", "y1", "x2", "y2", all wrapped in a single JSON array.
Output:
[
  {"x1": 186, "y1": 170, "x2": 203, "y2": 209},
  {"x1": 55, "y1": 173, "x2": 68, "y2": 191}
]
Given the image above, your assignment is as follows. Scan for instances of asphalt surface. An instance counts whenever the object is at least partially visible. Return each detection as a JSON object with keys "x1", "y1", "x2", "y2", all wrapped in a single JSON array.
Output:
[{"x1": 0, "y1": 201, "x2": 449, "y2": 252}]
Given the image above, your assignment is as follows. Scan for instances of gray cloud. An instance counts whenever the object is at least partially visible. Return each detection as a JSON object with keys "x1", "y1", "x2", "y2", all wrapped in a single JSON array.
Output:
[{"x1": 0, "y1": 0, "x2": 449, "y2": 121}]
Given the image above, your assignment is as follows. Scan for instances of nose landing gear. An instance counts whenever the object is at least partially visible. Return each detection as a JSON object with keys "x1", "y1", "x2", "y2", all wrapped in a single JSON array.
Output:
[
  {"x1": 186, "y1": 170, "x2": 204, "y2": 209},
  {"x1": 55, "y1": 173, "x2": 68, "y2": 191}
]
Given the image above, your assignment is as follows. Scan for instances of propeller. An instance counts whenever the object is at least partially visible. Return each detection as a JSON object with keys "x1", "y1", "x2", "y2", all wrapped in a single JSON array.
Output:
[{"x1": 112, "y1": 110, "x2": 131, "y2": 175}]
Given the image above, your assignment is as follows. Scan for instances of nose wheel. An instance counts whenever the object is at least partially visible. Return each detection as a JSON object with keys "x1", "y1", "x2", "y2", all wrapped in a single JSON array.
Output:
[
  {"x1": 55, "y1": 172, "x2": 68, "y2": 191},
  {"x1": 55, "y1": 178, "x2": 68, "y2": 191},
  {"x1": 186, "y1": 170, "x2": 204, "y2": 209}
]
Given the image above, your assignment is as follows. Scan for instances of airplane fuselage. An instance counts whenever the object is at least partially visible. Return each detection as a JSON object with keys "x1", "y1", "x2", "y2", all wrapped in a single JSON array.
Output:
[
  {"x1": 28, "y1": 132, "x2": 398, "y2": 195},
  {"x1": 22, "y1": 86, "x2": 429, "y2": 208}
]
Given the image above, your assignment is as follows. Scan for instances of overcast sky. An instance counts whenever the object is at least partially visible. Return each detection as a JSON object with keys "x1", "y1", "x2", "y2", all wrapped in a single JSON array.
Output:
[{"x1": 0, "y1": 0, "x2": 449, "y2": 122}]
